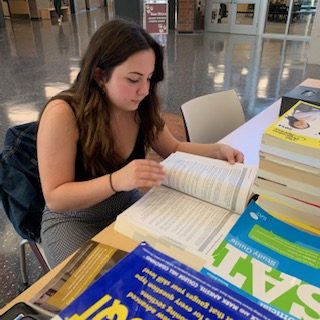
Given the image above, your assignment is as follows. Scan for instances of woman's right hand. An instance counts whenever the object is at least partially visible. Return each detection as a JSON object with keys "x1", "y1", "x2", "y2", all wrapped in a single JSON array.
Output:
[{"x1": 111, "y1": 159, "x2": 165, "y2": 192}]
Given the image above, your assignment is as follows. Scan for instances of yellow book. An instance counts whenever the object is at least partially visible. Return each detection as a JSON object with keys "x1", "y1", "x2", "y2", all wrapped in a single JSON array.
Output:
[{"x1": 261, "y1": 100, "x2": 320, "y2": 167}]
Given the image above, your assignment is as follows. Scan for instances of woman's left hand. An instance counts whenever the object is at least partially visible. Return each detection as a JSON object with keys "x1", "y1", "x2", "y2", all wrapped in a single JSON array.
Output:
[{"x1": 216, "y1": 143, "x2": 244, "y2": 164}]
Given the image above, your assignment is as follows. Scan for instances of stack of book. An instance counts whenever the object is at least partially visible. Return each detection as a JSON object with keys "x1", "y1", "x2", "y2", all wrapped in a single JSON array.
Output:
[
  {"x1": 53, "y1": 240, "x2": 283, "y2": 320},
  {"x1": 253, "y1": 100, "x2": 320, "y2": 231},
  {"x1": 44, "y1": 202, "x2": 320, "y2": 320}
]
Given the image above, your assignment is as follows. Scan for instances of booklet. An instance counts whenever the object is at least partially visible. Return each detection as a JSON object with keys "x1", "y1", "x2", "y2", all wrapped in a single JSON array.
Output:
[
  {"x1": 114, "y1": 151, "x2": 257, "y2": 268},
  {"x1": 54, "y1": 242, "x2": 281, "y2": 320},
  {"x1": 201, "y1": 201, "x2": 320, "y2": 320},
  {"x1": 30, "y1": 240, "x2": 127, "y2": 314}
]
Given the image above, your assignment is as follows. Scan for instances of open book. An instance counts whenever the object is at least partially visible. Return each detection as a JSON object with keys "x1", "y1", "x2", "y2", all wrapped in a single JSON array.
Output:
[{"x1": 115, "y1": 151, "x2": 257, "y2": 268}]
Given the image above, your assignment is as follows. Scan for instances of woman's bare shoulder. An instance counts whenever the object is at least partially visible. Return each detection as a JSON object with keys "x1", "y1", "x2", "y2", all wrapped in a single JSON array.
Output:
[
  {"x1": 39, "y1": 99, "x2": 78, "y2": 136},
  {"x1": 42, "y1": 98, "x2": 75, "y2": 118}
]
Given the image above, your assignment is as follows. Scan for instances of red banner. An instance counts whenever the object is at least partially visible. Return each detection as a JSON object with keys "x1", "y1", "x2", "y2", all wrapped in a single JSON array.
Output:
[{"x1": 144, "y1": 2, "x2": 168, "y2": 34}]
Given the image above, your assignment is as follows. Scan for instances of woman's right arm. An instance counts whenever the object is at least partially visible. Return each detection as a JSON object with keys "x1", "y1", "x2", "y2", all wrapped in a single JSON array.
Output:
[{"x1": 37, "y1": 100, "x2": 117, "y2": 212}]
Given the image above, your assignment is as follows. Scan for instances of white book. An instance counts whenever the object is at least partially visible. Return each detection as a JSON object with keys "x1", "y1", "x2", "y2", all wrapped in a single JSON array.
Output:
[
  {"x1": 259, "y1": 153, "x2": 320, "y2": 187},
  {"x1": 260, "y1": 142, "x2": 320, "y2": 168},
  {"x1": 256, "y1": 168, "x2": 320, "y2": 194},
  {"x1": 256, "y1": 195, "x2": 320, "y2": 231},
  {"x1": 115, "y1": 151, "x2": 257, "y2": 265},
  {"x1": 254, "y1": 176, "x2": 320, "y2": 206},
  {"x1": 253, "y1": 184, "x2": 320, "y2": 217},
  {"x1": 259, "y1": 151, "x2": 320, "y2": 174}
]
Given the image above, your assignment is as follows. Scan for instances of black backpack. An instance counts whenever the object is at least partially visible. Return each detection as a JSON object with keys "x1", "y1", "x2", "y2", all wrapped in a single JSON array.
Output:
[{"x1": 0, "y1": 122, "x2": 45, "y2": 242}]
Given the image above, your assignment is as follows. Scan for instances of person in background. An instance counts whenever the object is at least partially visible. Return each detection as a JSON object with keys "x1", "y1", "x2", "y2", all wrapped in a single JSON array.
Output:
[
  {"x1": 54, "y1": 0, "x2": 63, "y2": 24},
  {"x1": 37, "y1": 19, "x2": 244, "y2": 268},
  {"x1": 218, "y1": 3, "x2": 227, "y2": 23}
]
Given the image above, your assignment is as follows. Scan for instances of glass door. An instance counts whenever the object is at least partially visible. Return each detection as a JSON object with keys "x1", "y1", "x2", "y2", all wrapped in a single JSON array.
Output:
[
  {"x1": 205, "y1": 0, "x2": 261, "y2": 35},
  {"x1": 231, "y1": 0, "x2": 261, "y2": 34},
  {"x1": 205, "y1": 0, "x2": 230, "y2": 33},
  {"x1": 264, "y1": 0, "x2": 318, "y2": 39}
]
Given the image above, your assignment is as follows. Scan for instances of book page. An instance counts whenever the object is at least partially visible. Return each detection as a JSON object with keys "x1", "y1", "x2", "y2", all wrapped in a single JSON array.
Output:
[
  {"x1": 161, "y1": 151, "x2": 257, "y2": 213},
  {"x1": 116, "y1": 185, "x2": 239, "y2": 257}
]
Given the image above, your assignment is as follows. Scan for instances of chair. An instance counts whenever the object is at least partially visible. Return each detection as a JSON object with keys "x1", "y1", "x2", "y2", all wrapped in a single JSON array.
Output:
[
  {"x1": 180, "y1": 89, "x2": 245, "y2": 143},
  {"x1": 0, "y1": 122, "x2": 50, "y2": 290}
]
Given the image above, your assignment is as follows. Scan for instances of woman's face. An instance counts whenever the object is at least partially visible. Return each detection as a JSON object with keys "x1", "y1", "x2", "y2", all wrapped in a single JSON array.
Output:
[
  {"x1": 104, "y1": 49, "x2": 155, "y2": 112},
  {"x1": 293, "y1": 119, "x2": 309, "y2": 129}
]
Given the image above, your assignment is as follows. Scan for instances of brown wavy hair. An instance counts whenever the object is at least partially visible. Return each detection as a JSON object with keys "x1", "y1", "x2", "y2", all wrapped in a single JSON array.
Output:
[{"x1": 45, "y1": 19, "x2": 165, "y2": 177}]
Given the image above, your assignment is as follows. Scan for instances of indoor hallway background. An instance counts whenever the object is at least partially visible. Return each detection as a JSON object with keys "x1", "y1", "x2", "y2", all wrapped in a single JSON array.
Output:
[{"x1": 0, "y1": 6, "x2": 319, "y2": 308}]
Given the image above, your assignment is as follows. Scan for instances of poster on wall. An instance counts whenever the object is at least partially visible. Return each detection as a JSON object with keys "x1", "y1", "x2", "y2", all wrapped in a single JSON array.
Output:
[{"x1": 143, "y1": 1, "x2": 168, "y2": 34}]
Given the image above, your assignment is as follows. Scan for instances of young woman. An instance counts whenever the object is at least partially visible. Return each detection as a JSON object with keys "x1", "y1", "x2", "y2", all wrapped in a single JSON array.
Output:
[{"x1": 37, "y1": 19, "x2": 244, "y2": 267}]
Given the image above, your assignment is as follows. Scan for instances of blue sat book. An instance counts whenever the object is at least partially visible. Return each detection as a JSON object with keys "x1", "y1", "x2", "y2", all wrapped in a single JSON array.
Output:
[
  {"x1": 54, "y1": 242, "x2": 281, "y2": 320},
  {"x1": 201, "y1": 201, "x2": 320, "y2": 320}
]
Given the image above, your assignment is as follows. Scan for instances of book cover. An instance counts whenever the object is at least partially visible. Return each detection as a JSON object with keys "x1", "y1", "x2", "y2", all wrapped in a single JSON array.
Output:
[
  {"x1": 263, "y1": 100, "x2": 320, "y2": 154},
  {"x1": 30, "y1": 240, "x2": 127, "y2": 314},
  {"x1": 201, "y1": 201, "x2": 320, "y2": 320},
  {"x1": 55, "y1": 242, "x2": 281, "y2": 320}
]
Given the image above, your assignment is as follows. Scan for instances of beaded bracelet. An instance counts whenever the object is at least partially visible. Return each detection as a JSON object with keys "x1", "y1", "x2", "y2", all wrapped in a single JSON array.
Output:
[{"x1": 109, "y1": 173, "x2": 117, "y2": 193}]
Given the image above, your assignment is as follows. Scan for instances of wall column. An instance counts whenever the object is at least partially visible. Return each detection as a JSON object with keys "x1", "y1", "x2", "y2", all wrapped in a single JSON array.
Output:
[
  {"x1": 0, "y1": 2, "x2": 4, "y2": 27},
  {"x1": 177, "y1": 0, "x2": 194, "y2": 32}
]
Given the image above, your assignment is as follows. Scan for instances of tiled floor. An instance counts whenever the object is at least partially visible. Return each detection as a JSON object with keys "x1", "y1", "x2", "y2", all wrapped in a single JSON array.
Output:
[{"x1": 0, "y1": 6, "x2": 319, "y2": 309}]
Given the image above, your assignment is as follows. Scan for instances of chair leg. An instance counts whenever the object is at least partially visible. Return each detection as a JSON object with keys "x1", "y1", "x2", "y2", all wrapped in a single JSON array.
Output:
[
  {"x1": 19, "y1": 239, "x2": 30, "y2": 289},
  {"x1": 29, "y1": 241, "x2": 50, "y2": 273},
  {"x1": 18, "y1": 239, "x2": 51, "y2": 291}
]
